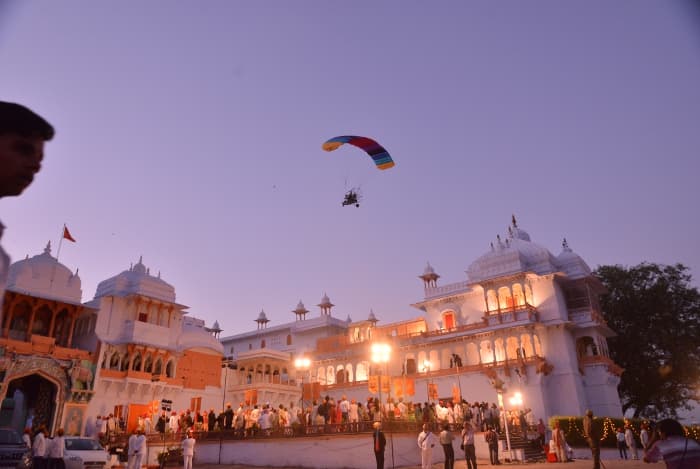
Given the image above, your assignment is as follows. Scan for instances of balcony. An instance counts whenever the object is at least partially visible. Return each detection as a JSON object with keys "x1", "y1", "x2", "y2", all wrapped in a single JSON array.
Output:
[
  {"x1": 569, "y1": 308, "x2": 607, "y2": 327},
  {"x1": 120, "y1": 320, "x2": 171, "y2": 348},
  {"x1": 579, "y1": 355, "x2": 623, "y2": 376},
  {"x1": 424, "y1": 281, "x2": 470, "y2": 299}
]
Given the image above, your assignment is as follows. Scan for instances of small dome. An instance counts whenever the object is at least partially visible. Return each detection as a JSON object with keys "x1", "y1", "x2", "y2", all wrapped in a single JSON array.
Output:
[
  {"x1": 467, "y1": 221, "x2": 558, "y2": 283},
  {"x1": 7, "y1": 241, "x2": 82, "y2": 303},
  {"x1": 212, "y1": 320, "x2": 221, "y2": 331},
  {"x1": 368, "y1": 310, "x2": 378, "y2": 322},
  {"x1": 94, "y1": 256, "x2": 175, "y2": 303},
  {"x1": 256, "y1": 310, "x2": 269, "y2": 322},
  {"x1": 346, "y1": 315, "x2": 352, "y2": 323},
  {"x1": 423, "y1": 262, "x2": 435, "y2": 275},
  {"x1": 556, "y1": 238, "x2": 592, "y2": 279}
]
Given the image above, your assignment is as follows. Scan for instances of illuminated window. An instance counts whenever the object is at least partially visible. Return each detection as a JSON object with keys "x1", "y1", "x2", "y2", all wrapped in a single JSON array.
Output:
[{"x1": 442, "y1": 311, "x2": 456, "y2": 329}]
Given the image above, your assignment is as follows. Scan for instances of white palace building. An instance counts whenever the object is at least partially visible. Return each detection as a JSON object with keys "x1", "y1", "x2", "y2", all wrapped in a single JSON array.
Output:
[
  {"x1": 0, "y1": 217, "x2": 623, "y2": 437},
  {"x1": 219, "y1": 218, "x2": 623, "y2": 421}
]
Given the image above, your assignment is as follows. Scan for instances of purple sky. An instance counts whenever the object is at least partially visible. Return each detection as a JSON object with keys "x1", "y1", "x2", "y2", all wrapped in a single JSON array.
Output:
[{"x1": 1, "y1": 1, "x2": 699, "y2": 336}]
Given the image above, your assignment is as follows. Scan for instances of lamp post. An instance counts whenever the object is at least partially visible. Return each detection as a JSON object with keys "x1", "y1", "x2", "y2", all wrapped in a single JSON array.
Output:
[
  {"x1": 371, "y1": 343, "x2": 393, "y2": 469},
  {"x1": 498, "y1": 390, "x2": 523, "y2": 462},
  {"x1": 422, "y1": 360, "x2": 433, "y2": 404},
  {"x1": 218, "y1": 358, "x2": 234, "y2": 465},
  {"x1": 294, "y1": 357, "x2": 311, "y2": 421},
  {"x1": 147, "y1": 375, "x2": 160, "y2": 468}
]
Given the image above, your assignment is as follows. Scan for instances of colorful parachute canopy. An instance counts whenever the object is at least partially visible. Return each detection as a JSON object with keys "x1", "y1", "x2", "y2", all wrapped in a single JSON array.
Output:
[{"x1": 322, "y1": 136, "x2": 394, "y2": 170}]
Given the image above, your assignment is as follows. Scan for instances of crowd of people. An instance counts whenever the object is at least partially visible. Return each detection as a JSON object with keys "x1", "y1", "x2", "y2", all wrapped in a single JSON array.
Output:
[
  {"x1": 104, "y1": 396, "x2": 532, "y2": 439},
  {"x1": 20, "y1": 426, "x2": 66, "y2": 469}
]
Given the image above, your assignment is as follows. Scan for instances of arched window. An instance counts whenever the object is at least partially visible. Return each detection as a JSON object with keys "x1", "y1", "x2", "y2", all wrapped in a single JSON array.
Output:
[
  {"x1": 506, "y1": 336, "x2": 519, "y2": 360},
  {"x1": 355, "y1": 362, "x2": 369, "y2": 381},
  {"x1": 248, "y1": 343, "x2": 252, "y2": 350},
  {"x1": 480, "y1": 341, "x2": 494, "y2": 364},
  {"x1": 121, "y1": 353, "x2": 130, "y2": 371},
  {"x1": 494, "y1": 338, "x2": 506, "y2": 362},
  {"x1": 32, "y1": 305, "x2": 52, "y2": 336},
  {"x1": 9, "y1": 301, "x2": 31, "y2": 341},
  {"x1": 154, "y1": 358, "x2": 163, "y2": 375},
  {"x1": 143, "y1": 354, "x2": 153, "y2": 373},
  {"x1": 110, "y1": 352, "x2": 120, "y2": 370},
  {"x1": 286, "y1": 334, "x2": 292, "y2": 346},
  {"x1": 405, "y1": 358, "x2": 417, "y2": 374},
  {"x1": 261, "y1": 339, "x2": 266, "y2": 349},
  {"x1": 317, "y1": 366, "x2": 327, "y2": 385},
  {"x1": 486, "y1": 290, "x2": 498, "y2": 313},
  {"x1": 326, "y1": 365, "x2": 335, "y2": 385},
  {"x1": 165, "y1": 359, "x2": 175, "y2": 378},
  {"x1": 498, "y1": 287, "x2": 513, "y2": 310},
  {"x1": 132, "y1": 353, "x2": 142, "y2": 371},
  {"x1": 512, "y1": 284, "x2": 525, "y2": 306},
  {"x1": 442, "y1": 311, "x2": 456, "y2": 330},
  {"x1": 336, "y1": 366, "x2": 346, "y2": 384},
  {"x1": 53, "y1": 309, "x2": 70, "y2": 346},
  {"x1": 345, "y1": 363, "x2": 354, "y2": 382}
]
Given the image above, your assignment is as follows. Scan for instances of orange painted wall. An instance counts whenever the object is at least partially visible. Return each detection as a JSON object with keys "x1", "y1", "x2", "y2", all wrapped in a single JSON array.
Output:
[{"x1": 176, "y1": 350, "x2": 222, "y2": 389}]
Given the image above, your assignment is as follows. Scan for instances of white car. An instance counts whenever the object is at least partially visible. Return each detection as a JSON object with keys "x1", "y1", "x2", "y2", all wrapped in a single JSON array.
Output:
[{"x1": 63, "y1": 437, "x2": 112, "y2": 469}]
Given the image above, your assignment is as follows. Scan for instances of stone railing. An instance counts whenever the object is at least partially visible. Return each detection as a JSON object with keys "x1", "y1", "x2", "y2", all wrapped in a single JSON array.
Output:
[{"x1": 424, "y1": 281, "x2": 470, "y2": 299}]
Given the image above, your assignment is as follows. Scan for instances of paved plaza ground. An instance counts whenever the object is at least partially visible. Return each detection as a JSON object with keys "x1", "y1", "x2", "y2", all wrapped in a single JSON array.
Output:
[{"x1": 198, "y1": 453, "x2": 664, "y2": 469}]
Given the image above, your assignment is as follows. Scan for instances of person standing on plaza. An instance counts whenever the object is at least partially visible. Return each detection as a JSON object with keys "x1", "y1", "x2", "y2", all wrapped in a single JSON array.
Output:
[
  {"x1": 616, "y1": 427, "x2": 628, "y2": 459},
  {"x1": 0, "y1": 101, "x2": 54, "y2": 327},
  {"x1": 372, "y1": 421, "x2": 386, "y2": 469},
  {"x1": 181, "y1": 429, "x2": 195, "y2": 469},
  {"x1": 32, "y1": 425, "x2": 47, "y2": 469},
  {"x1": 126, "y1": 431, "x2": 138, "y2": 469},
  {"x1": 583, "y1": 409, "x2": 601, "y2": 469},
  {"x1": 640, "y1": 422, "x2": 651, "y2": 453},
  {"x1": 485, "y1": 425, "x2": 500, "y2": 465},
  {"x1": 462, "y1": 421, "x2": 477, "y2": 469},
  {"x1": 418, "y1": 423, "x2": 437, "y2": 469},
  {"x1": 625, "y1": 422, "x2": 639, "y2": 460},
  {"x1": 551, "y1": 421, "x2": 567, "y2": 463},
  {"x1": 439, "y1": 423, "x2": 455, "y2": 469},
  {"x1": 47, "y1": 428, "x2": 65, "y2": 469}
]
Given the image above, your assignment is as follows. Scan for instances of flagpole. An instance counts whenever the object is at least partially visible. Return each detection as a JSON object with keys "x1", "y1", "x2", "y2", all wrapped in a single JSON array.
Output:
[{"x1": 49, "y1": 224, "x2": 67, "y2": 293}]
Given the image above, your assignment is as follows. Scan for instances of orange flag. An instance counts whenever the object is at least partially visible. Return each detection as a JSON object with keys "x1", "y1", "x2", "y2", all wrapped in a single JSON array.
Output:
[
  {"x1": 393, "y1": 377, "x2": 404, "y2": 398},
  {"x1": 63, "y1": 225, "x2": 76, "y2": 242},
  {"x1": 368, "y1": 375, "x2": 379, "y2": 394}
]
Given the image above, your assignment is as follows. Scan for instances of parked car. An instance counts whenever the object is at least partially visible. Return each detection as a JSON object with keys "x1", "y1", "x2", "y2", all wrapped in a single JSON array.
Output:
[
  {"x1": 0, "y1": 427, "x2": 32, "y2": 469},
  {"x1": 63, "y1": 437, "x2": 111, "y2": 469}
]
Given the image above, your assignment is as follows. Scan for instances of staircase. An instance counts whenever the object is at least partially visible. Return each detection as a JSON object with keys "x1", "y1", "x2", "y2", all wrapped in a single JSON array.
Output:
[{"x1": 499, "y1": 430, "x2": 546, "y2": 462}]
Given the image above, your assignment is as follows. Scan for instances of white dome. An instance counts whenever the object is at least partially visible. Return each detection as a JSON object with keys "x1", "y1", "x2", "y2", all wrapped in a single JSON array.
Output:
[
  {"x1": 94, "y1": 256, "x2": 175, "y2": 302},
  {"x1": 256, "y1": 309, "x2": 268, "y2": 322},
  {"x1": 423, "y1": 262, "x2": 436, "y2": 275},
  {"x1": 556, "y1": 239, "x2": 592, "y2": 279},
  {"x1": 467, "y1": 229, "x2": 558, "y2": 283},
  {"x1": 7, "y1": 242, "x2": 82, "y2": 303}
]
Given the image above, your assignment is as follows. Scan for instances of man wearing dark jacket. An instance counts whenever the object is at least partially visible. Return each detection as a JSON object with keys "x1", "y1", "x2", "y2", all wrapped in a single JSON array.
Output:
[{"x1": 373, "y1": 421, "x2": 387, "y2": 469}]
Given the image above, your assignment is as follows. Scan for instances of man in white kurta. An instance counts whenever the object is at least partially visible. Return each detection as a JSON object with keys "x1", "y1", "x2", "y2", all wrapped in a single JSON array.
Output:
[
  {"x1": 182, "y1": 431, "x2": 195, "y2": 469},
  {"x1": 417, "y1": 423, "x2": 437, "y2": 469}
]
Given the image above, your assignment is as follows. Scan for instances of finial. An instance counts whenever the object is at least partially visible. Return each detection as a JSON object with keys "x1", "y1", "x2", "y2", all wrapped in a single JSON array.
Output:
[
  {"x1": 44, "y1": 241, "x2": 52, "y2": 254},
  {"x1": 146, "y1": 268, "x2": 150, "y2": 275},
  {"x1": 138, "y1": 255, "x2": 143, "y2": 264},
  {"x1": 508, "y1": 226, "x2": 513, "y2": 237},
  {"x1": 129, "y1": 262, "x2": 133, "y2": 271},
  {"x1": 158, "y1": 271, "x2": 161, "y2": 279},
  {"x1": 490, "y1": 242, "x2": 494, "y2": 252},
  {"x1": 512, "y1": 214, "x2": 518, "y2": 227},
  {"x1": 75, "y1": 268, "x2": 79, "y2": 276},
  {"x1": 505, "y1": 238, "x2": 510, "y2": 247},
  {"x1": 562, "y1": 238, "x2": 571, "y2": 251}
]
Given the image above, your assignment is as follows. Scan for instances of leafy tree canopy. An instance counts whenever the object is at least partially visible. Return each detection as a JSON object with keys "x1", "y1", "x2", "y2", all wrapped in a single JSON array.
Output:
[{"x1": 595, "y1": 263, "x2": 700, "y2": 419}]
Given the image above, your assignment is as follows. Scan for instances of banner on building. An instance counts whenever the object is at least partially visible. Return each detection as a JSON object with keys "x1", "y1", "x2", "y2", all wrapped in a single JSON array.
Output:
[
  {"x1": 452, "y1": 384, "x2": 461, "y2": 403},
  {"x1": 380, "y1": 375, "x2": 390, "y2": 394},
  {"x1": 405, "y1": 377, "x2": 415, "y2": 396},
  {"x1": 428, "y1": 382, "x2": 439, "y2": 401},
  {"x1": 368, "y1": 375, "x2": 379, "y2": 394},
  {"x1": 244, "y1": 389, "x2": 258, "y2": 406},
  {"x1": 302, "y1": 382, "x2": 321, "y2": 400},
  {"x1": 393, "y1": 377, "x2": 404, "y2": 398}
]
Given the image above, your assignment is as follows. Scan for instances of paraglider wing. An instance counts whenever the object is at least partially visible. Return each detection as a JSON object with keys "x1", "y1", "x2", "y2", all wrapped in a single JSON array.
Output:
[{"x1": 322, "y1": 135, "x2": 395, "y2": 170}]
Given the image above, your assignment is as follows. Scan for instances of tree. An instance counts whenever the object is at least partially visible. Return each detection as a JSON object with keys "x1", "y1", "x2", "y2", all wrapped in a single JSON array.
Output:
[{"x1": 595, "y1": 263, "x2": 700, "y2": 419}]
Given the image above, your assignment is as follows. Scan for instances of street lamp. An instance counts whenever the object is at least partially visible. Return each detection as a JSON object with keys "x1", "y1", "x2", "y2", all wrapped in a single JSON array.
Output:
[
  {"x1": 422, "y1": 360, "x2": 433, "y2": 403},
  {"x1": 148, "y1": 375, "x2": 160, "y2": 468},
  {"x1": 218, "y1": 358, "x2": 235, "y2": 464},
  {"x1": 498, "y1": 390, "x2": 523, "y2": 462},
  {"x1": 371, "y1": 343, "x2": 393, "y2": 469},
  {"x1": 294, "y1": 357, "x2": 311, "y2": 418},
  {"x1": 371, "y1": 343, "x2": 391, "y2": 421}
]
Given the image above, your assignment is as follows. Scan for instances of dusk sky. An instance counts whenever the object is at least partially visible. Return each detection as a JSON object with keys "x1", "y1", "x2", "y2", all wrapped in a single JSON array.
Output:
[{"x1": 1, "y1": 1, "x2": 699, "y2": 336}]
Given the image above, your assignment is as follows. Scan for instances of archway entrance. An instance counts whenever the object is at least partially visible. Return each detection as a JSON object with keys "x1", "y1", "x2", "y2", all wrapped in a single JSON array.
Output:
[{"x1": 7, "y1": 374, "x2": 58, "y2": 431}]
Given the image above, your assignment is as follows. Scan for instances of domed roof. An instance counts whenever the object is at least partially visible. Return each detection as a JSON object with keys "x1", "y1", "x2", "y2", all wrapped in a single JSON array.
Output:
[
  {"x1": 367, "y1": 309, "x2": 378, "y2": 322},
  {"x1": 467, "y1": 219, "x2": 558, "y2": 283},
  {"x1": 7, "y1": 242, "x2": 82, "y2": 303},
  {"x1": 94, "y1": 256, "x2": 176, "y2": 303},
  {"x1": 555, "y1": 238, "x2": 591, "y2": 279},
  {"x1": 256, "y1": 309, "x2": 269, "y2": 323}
]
